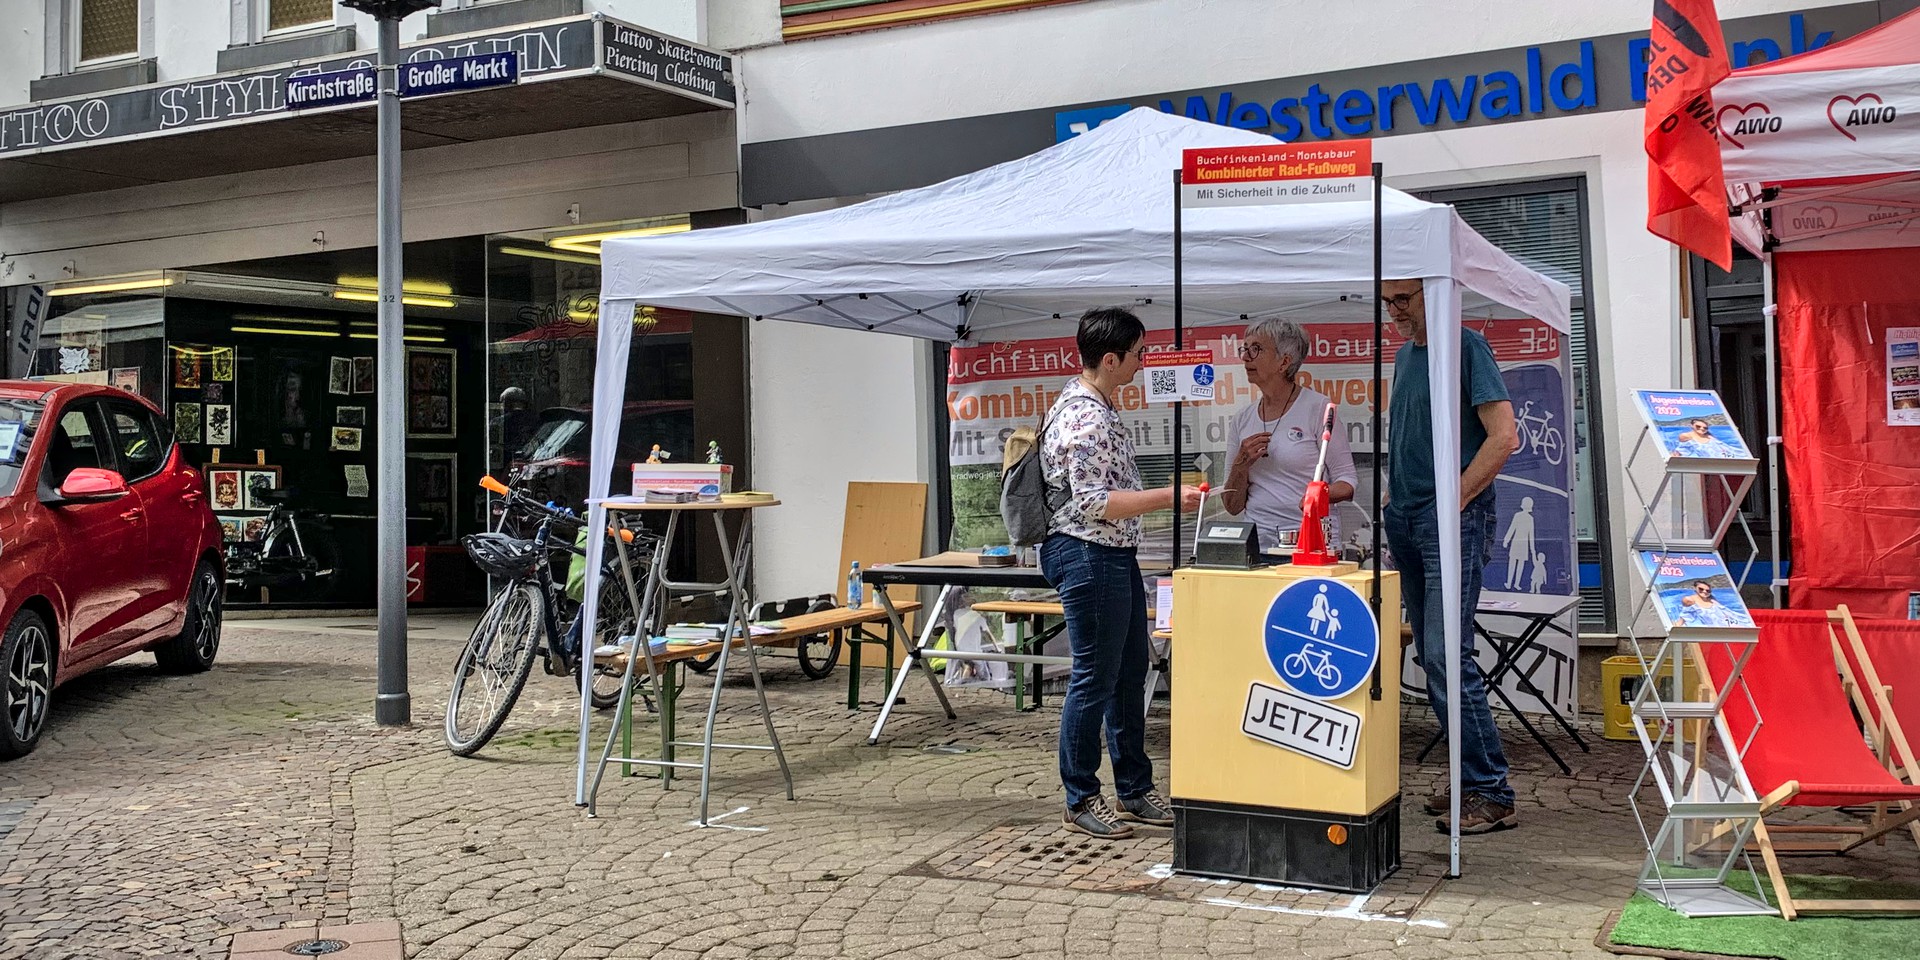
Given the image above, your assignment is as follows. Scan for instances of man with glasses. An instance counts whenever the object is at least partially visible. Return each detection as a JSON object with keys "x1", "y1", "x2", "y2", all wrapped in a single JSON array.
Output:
[
  {"x1": 1380, "y1": 279, "x2": 1521, "y2": 834},
  {"x1": 1039, "y1": 306, "x2": 1203, "y2": 838}
]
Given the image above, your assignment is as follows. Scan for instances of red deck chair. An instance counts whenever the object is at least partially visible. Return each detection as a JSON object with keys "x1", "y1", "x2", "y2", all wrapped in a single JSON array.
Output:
[
  {"x1": 1695, "y1": 609, "x2": 1920, "y2": 919},
  {"x1": 1833, "y1": 609, "x2": 1920, "y2": 786}
]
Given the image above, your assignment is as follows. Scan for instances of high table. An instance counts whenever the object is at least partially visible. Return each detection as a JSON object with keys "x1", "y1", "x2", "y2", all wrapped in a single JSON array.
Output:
[{"x1": 578, "y1": 497, "x2": 792, "y2": 826}]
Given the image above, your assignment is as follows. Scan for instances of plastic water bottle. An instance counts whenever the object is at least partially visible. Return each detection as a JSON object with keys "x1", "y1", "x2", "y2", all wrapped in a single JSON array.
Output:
[{"x1": 848, "y1": 561, "x2": 863, "y2": 610}]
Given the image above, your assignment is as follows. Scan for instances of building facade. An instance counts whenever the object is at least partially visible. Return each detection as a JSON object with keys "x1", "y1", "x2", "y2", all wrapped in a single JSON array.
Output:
[
  {"x1": 722, "y1": 0, "x2": 1912, "y2": 633},
  {"x1": 2, "y1": 0, "x2": 1906, "y2": 620}
]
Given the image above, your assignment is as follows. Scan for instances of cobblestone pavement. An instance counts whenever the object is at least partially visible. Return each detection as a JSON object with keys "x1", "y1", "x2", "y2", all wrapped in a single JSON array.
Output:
[{"x1": 0, "y1": 616, "x2": 1909, "y2": 959}]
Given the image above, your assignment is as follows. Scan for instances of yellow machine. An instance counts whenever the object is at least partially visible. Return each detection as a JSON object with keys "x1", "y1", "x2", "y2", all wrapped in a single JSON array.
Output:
[{"x1": 1170, "y1": 563, "x2": 1403, "y2": 893}]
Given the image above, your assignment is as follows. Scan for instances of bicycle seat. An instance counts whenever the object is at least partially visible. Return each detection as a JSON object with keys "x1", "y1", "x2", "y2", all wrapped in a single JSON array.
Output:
[{"x1": 260, "y1": 488, "x2": 298, "y2": 504}]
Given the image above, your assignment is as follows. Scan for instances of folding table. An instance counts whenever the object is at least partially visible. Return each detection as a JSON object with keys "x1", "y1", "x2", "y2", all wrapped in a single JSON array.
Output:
[
  {"x1": 1415, "y1": 593, "x2": 1586, "y2": 773},
  {"x1": 578, "y1": 497, "x2": 792, "y2": 825}
]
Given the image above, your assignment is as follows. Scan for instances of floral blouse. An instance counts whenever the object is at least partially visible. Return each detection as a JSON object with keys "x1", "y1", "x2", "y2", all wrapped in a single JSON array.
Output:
[{"x1": 1042, "y1": 377, "x2": 1143, "y2": 547}]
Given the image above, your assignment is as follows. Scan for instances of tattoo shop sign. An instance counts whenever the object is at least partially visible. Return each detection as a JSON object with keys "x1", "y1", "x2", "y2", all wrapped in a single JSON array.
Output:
[
  {"x1": 0, "y1": 16, "x2": 733, "y2": 157},
  {"x1": 1180, "y1": 141, "x2": 1372, "y2": 207}
]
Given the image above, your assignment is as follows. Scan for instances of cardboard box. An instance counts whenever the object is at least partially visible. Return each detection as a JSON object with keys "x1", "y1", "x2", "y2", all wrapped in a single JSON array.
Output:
[{"x1": 631, "y1": 462, "x2": 734, "y2": 496}]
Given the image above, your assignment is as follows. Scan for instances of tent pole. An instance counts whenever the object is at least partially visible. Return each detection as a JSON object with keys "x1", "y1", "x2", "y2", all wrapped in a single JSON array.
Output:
[
  {"x1": 1370, "y1": 162, "x2": 1384, "y2": 700},
  {"x1": 1762, "y1": 251, "x2": 1782, "y2": 608},
  {"x1": 1172, "y1": 169, "x2": 1185, "y2": 566}
]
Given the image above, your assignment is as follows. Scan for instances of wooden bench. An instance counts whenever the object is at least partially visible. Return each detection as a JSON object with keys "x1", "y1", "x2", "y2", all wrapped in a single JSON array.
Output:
[
  {"x1": 754, "y1": 600, "x2": 924, "y2": 709},
  {"x1": 971, "y1": 600, "x2": 1066, "y2": 712},
  {"x1": 971, "y1": 599, "x2": 1168, "y2": 716}
]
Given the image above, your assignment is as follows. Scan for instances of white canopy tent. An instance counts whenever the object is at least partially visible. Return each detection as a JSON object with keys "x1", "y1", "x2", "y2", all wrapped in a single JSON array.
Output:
[{"x1": 582, "y1": 108, "x2": 1571, "y2": 872}]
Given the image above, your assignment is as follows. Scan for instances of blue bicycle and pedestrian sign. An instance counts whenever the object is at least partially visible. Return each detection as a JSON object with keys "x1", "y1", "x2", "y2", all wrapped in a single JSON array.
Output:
[{"x1": 1263, "y1": 578, "x2": 1378, "y2": 700}]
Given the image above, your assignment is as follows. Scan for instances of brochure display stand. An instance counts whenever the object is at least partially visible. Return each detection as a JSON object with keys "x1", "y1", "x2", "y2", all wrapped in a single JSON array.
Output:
[{"x1": 1622, "y1": 389, "x2": 1773, "y2": 917}]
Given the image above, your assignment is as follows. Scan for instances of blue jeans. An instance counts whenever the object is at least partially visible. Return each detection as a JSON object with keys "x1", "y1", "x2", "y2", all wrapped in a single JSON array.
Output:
[
  {"x1": 1039, "y1": 534, "x2": 1155, "y2": 809},
  {"x1": 1384, "y1": 491, "x2": 1514, "y2": 806}
]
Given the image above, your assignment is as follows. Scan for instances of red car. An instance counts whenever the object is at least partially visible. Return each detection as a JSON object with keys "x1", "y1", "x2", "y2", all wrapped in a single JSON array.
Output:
[{"x1": 0, "y1": 381, "x2": 225, "y2": 760}]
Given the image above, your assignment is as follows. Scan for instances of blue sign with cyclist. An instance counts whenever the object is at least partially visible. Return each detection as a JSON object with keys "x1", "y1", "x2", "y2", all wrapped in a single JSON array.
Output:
[
  {"x1": 1264, "y1": 578, "x2": 1377, "y2": 700},
  {"x1": 1193, "y1": 363, "x2": 1215, "y2": 387}
]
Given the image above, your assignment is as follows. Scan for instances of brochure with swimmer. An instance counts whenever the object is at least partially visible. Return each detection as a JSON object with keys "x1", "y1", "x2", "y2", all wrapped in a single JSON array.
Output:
[
  {"x1": 1632, "y1": 389, "x2": 1757, "y2": 468},
  {"x1": 1631, "y1": 550, "x2": 1758, "y2": 642}
]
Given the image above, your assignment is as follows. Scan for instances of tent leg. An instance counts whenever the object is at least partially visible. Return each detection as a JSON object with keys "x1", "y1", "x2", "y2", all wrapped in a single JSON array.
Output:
[{"x1": 1762, "y1": 252, "x2": 1783, "y2": 608}]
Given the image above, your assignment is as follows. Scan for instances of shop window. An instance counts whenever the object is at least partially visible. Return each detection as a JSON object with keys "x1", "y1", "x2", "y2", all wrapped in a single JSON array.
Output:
[
  {"x1": 266, "y1": 0, "x2": 332, "y2": 33},
  {"x1": 29, "y1": 293, "x2": 166, "y2": 405},
  {"x1": 1416, "y1": 178, "x2": 1612, "y2": 629},
  {"x1": 77, "y1": 0, "x2": 139, "y2": 63},
  {"x1": 484, "y1": 220, "x2": 749, "y2": 591}
]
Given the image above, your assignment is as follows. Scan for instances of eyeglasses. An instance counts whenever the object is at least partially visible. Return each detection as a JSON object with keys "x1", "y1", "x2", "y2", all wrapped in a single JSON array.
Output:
[
  {"x1": 1381, "y1": 292, "x2": 1420, "y2": 310},
  {"x1": 1236, "y1": 343, "x2": 1265, "y2": 362}
]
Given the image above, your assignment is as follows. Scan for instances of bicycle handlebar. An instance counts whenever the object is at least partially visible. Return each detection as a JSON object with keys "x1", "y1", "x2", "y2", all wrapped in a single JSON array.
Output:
[{"x1": 478, "y1": 475, "x2": 639, "y2": 544}]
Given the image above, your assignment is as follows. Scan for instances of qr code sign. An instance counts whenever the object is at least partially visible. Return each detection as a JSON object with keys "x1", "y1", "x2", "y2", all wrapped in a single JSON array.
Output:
[{"x1": 1149, "y1": 368, "x2": 1179, "y2": 398}]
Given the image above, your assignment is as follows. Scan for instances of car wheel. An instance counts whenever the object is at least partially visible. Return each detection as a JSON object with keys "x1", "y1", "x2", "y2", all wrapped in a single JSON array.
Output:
[
  {"x1": 1, "y1": 609, "x2": 55, "y2": 761},
  {"x1": 155, "y1": 560, "x2": 222, "y2": 674}
]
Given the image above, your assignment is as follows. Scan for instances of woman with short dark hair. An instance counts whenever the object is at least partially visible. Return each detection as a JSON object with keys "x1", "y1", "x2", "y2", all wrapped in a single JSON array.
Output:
[{"x1": 1039, "y1": 305, "x2": 1201, "y2": 839}]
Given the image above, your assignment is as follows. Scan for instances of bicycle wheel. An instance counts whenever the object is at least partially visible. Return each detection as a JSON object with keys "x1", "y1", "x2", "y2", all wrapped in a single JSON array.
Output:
[
  {"x1": 262, "y1": 521, "x2": 341, "y2": 604},
  {"x1": 445, "y1": 582, "x2": 545, "y2": 756},
  {"x1": 587, "y1": 572, "x2": 639, "y2": 710}
]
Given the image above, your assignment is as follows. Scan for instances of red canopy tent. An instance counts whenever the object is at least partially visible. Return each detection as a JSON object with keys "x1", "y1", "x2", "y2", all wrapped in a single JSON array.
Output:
[{"x1": 1710, "y1": 10, "x2": 1920, "y2": 618}]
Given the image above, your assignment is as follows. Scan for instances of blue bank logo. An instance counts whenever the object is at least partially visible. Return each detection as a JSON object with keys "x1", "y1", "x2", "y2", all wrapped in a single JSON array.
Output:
[
  {"x1": 1054, "y1": 104, "x2": 1133, "y2": 142},
  {"x1": 1264, "y1": 578, "x2": 1377, "y2": 701}
]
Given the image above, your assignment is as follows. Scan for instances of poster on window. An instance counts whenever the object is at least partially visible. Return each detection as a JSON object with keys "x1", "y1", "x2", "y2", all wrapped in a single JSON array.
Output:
[
  {"x1": 944, "y1": 314, "x2": 1578, "y2": 715},
  {"x1": 406, "y1": 347, "x2": 456, "y2": 439},
  {"x1": 1889, "y1": 328, "x2": 1920, "y2": 426}
]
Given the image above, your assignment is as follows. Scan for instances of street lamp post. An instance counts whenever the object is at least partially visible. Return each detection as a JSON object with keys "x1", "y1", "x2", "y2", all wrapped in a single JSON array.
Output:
[{"x1": 341, "y1": 0, "x2": 439, "y2": 726}]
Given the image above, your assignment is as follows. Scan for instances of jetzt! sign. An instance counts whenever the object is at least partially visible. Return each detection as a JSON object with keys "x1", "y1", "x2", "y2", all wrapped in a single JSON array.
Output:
[
  {"x1": 1180, "y1": 141, "x2": 1372, "y2": 207},
  {"x1": 1241, "y1": 680, "x2": 1361, "y2": 768}
]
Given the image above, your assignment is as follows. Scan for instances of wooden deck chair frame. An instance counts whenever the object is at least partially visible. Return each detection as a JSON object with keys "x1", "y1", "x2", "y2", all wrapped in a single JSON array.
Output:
[
  {"x1": 1688, "y1": 612, "x2": 1920, "y2": 920},
  {"x1": 1832, "y1": 606, "x2": 1920, "y2": 845},
  {"x1": 1834, "y1": 606, "x2": 1920, "y2": 787}
]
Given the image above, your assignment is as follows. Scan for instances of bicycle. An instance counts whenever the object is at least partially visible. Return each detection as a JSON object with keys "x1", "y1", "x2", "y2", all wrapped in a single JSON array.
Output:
[
  {"x1": 1281, "y1": 643, "x2": 1343, "y2": 691},
  {"x1": 443, "y1": 475, "x2": 656, "y2": 756},
  {"x1": 1515, "y1": 400, "x2": 1565, "y2": 466},
  {"x1": 224, "y1": 490, "x2": 339, "y2": 602}
]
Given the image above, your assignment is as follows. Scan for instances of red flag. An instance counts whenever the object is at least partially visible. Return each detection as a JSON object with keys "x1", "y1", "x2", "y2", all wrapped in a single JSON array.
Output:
[{"x1": 1644, "y1": 0, "x2": 1733, "y2": 270}]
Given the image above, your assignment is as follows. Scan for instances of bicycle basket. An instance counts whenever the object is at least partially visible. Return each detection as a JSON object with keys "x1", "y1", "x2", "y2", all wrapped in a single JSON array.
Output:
[{"x1": 462, "y1": 532, "x2": 541, "y2": 579}]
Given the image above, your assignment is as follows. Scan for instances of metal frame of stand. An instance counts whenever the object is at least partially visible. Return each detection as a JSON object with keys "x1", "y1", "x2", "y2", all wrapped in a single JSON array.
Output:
[{"x1": 1621, "y1": 424, "x2": 1775, "y2": 917}]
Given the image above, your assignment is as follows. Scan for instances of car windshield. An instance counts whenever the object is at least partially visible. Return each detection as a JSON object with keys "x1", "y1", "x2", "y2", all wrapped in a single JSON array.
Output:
[
  {"x1": 519, "y1": 417, "x2": 586, "y2": 462},
  {"x1": 0, "y1": 397, "x2": 46, "y2": 498}
]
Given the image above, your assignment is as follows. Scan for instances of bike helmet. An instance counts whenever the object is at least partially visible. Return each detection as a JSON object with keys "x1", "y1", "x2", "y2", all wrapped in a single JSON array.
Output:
[{"x1": 462, "y1": 532, "x2": 541, "y2": 579}]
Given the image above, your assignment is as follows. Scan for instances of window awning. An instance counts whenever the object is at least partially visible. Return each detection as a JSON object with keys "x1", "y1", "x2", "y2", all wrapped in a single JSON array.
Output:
[{"x1": 0, "y1": 15, "x2": 734, "y2": 204}]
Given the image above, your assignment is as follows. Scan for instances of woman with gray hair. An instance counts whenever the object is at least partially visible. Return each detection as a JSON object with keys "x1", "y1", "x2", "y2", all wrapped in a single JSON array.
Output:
[{"x1": 1221, "y1": 317, "x2": 1358, "y2": 550}]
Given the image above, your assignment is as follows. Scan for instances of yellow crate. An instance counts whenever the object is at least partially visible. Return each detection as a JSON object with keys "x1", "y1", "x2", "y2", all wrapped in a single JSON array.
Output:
[{"x1": 1600, "y1": 654, "x2": 1703, "y2": 741}]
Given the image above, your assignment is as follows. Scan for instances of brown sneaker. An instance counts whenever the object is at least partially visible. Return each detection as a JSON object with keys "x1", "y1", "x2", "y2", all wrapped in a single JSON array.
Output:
[
  {"x1": 1421, "y1": 792, "x2": 1449, "y2": 816},
  {"x1": 1065, "y1": 795, "x2": 1135, "y2": 839},
  {"x1": 1434, "y1": 794, "x2": 1518, "y2": 834}
]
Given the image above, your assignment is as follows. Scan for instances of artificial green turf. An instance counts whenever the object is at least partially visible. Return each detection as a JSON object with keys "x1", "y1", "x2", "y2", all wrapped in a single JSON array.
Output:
[{"x1": 1611, "y1": 871, "x2": 1920, "y2": 960}]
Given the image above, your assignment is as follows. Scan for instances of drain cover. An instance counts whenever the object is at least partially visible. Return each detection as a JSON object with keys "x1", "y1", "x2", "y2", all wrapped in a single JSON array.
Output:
[{"x1": 285, "y1": 940, "x2": 350, "y2": 956}]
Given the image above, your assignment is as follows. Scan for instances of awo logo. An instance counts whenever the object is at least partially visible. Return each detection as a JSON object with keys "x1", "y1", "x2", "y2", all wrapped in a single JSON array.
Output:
[
  {"x1": 1716, "y1": 102, "x2": 1780, "y2": 149},
  {"x1": 1788, "y1": 205, "x2": 1838, "y2": 232},
  {"x1": 1828, "y1": 93, "x2": 1897, "y2": 141}
]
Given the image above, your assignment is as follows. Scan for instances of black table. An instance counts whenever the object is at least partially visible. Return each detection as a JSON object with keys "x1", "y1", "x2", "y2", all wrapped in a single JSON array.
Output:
[{"x1": 1414, "y1": 594, "x2": 1588, "y2": 774}]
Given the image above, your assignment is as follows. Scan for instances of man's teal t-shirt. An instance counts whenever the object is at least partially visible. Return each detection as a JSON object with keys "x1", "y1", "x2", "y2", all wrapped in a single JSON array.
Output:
[{"x1": 1387, "y1": 328, "x2": 1510, "y2": 514}]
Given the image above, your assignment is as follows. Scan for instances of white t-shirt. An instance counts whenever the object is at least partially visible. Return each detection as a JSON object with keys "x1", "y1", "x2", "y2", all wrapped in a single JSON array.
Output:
[{"x1": 1225, "y1": 387, "x2": 1360, "y2": 550}]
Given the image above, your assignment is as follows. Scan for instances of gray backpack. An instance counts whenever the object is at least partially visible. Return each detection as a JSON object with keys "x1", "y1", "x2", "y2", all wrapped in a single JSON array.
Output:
[{"x1": 999, "y1": 397, "x2": 1092, "y2": 547}]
